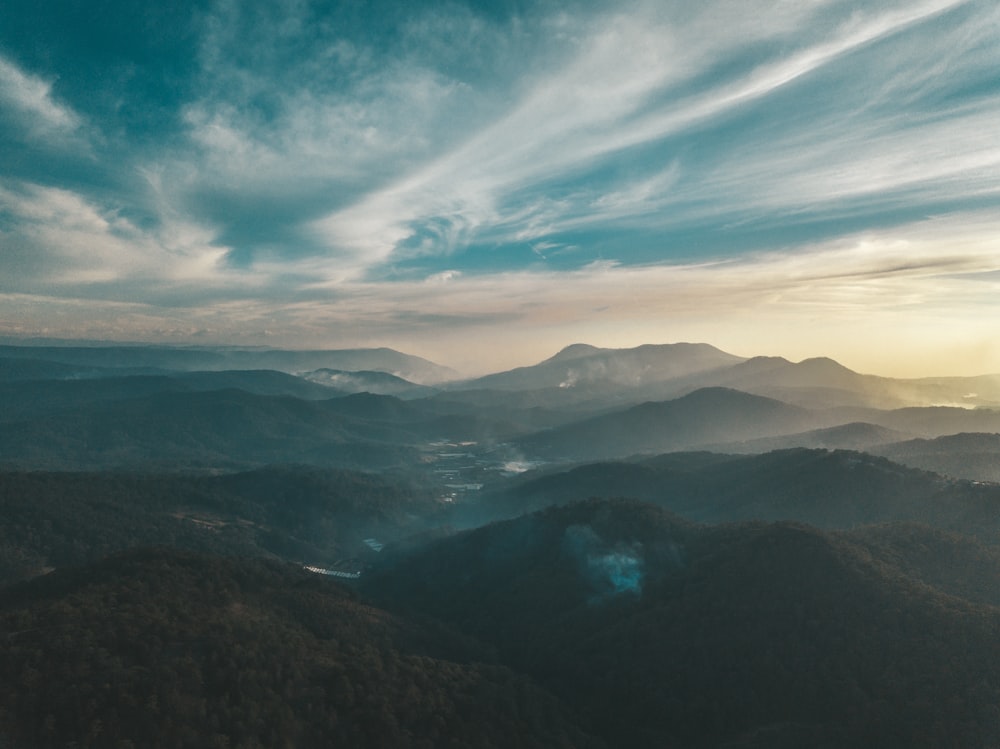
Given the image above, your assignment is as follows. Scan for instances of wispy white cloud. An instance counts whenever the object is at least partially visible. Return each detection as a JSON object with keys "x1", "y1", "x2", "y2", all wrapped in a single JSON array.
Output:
[
  {"x1": 335, "y1": 214, "x2": 1000, "y2": 374},
  {"x1": 3, "y1": 0, "x2": 999, "y2": 377},
  {"x1": 310, "y1": 0, "x2": 983, "y2": 273},
  {"x1": 172, "y1": 212, "x2": 989, "y2": 364},
  {"x1": 178, "y1": 0, "x2": 513, "y2": 194},
  {"x1": 180, "y1": 66, "x2": 464, "y2": 188},
  {"x1": 629, "y1": 101, "x2": 1000, "y2": 235},
  {"x1": 2, "y1": 212, "x2": 998, "y2": 375},
  {"x1": 0, "y1": 54, "x2": 85, "y2": 147},
  {"x1": 372, "y1": 216, "x2": 1000, "y2": 323},
  {"x1": 103, "y1": 0, "x2": 991, "y2": 282},
  {"x1": 0, "y1": 181, "x2": 229, "y2": 288}
]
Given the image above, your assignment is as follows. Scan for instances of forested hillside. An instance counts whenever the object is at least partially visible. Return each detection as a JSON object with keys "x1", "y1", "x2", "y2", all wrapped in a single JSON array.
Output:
[
  {"x1": 2, "y1": 342, "x2": 1000, "y2": 747},
  {"x1": 0, "y1": 467, "x2": 444, "y2": 585},
  {"x1": 365, "y1": 499, "x2": 1000, "y2": 748},
  {"x1": 0, "y1": 549, "x2": 600, "y2": 749}
]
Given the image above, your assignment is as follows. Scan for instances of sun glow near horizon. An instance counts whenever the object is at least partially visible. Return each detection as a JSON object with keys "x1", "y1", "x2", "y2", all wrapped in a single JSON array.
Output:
[{"x1": 0, "y1": 0, "x2": 998, "y2": 378}]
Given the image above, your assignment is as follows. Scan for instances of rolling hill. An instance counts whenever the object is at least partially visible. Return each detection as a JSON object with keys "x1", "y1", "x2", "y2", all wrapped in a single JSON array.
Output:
[
  {"x1": 703, "y1": 421, "x2": 913, "y2": 454},
  {"x1": 300, "y1": 368, "x2": 436, "y2": 398},
  {"x1": 0, "y1": 344, "x2": 457, "y2": 384},
  {"x1": 0, "y1": 370, "x2": 342, "y2": 421},
  {"x1": 873, "y1": 432, "x2": 1000, "y2": 482},
  {"x1": 471, "y1": 448, "x2": 1000, "y2": 538},
  {"x1": 4, "y1": 339, "x2": 1000, "y2": 748},
  {"x1": 0, "y1": 548, "x2": 601, "y2": 748},
  {"x1": 515, "y1": 388, "x2": 820, "y2": 460},
  {"x1": 0, "y1": 389, "x2": 431, "y2": 471},
  {"x1": 365, "y1": 498, "x2": 1000, "y2": 748},
  {"x1": 0, "y1": 465, "x2": 446, "y2": 585}
]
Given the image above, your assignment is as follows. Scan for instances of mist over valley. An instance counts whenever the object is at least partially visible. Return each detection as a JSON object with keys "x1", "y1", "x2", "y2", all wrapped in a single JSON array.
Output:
[
  {"x1": 2, "y1": 340, "x2": 1000, "y2": 746},
  {"x1": 5, "y1": 0, "x2": 1000, "y2": 741}
]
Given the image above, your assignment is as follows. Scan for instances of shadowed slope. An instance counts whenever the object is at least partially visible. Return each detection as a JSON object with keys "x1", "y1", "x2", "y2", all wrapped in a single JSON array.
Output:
[
  {"x1": 0, "y1": 548, "x2": 601, "y2": 748},
  {"x1": 365, "y1": 499, "x2": 1000, "y2": 749}
]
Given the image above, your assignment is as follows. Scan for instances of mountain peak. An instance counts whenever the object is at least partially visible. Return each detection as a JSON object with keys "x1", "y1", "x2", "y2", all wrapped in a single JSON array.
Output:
[
  {"x1": 543, "y1": 341, "x2": 738, "y2": 365},
  {"x1": 674, "y1": 386, "x2": 787, "y2": 406},
  {"x1": 545, "y1": 343, "x2": 605, "y2": 363},
  {"x1": 797, "y1": 356, "x2": 856, "y2": 374},
  {"x1": 744, "y1": 355, "x2": 791, "y2": 366}
]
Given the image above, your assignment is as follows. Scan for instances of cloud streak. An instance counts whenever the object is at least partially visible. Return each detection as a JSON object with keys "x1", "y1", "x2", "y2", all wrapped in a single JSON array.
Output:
[
  {"x1": 0, "y1": 54, "x2": 85, "y2": 148},
  {"x1": 311, "y1": 0, "x2": 986, "y2": 272},
  {"x1": 1, "y1": 0, "x2": 999, "y2": 376},
  {"x1": 0, "y1": 181, "x2": 230, "y2": 291},
  {"x1": 3, "y1": 211, "x2": 997, "y2": 375}
]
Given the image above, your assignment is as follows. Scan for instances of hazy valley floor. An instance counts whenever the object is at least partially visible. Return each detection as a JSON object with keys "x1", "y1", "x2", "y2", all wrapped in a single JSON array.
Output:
[{"x1": 2, "y1": 342, "x2": 1000, "y2": 747}]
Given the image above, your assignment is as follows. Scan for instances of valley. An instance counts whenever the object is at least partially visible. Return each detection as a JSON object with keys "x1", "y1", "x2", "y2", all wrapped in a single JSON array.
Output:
[
  {"x1": 6, "y1": 1, "x2": 997, "y2": 744},
  {"x1": 2, "y1": 341, "x2": 1000, "y2": 747}
]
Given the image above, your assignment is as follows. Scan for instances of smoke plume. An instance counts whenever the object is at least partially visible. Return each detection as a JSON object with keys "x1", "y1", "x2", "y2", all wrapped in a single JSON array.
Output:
[{"x1": 562, "y1": 524, "x2": 644, "y2": 602}]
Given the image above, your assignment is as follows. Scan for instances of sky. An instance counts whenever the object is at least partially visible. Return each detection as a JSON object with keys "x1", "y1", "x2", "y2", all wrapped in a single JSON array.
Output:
[{"x1": 1, "y1": 0, "x2": 999, "y2": 377}]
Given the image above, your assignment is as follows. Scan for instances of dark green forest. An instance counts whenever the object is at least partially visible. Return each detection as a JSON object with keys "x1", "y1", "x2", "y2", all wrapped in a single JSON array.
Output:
[
  {"x1": 365, "y1": 499, "x2": 1000, "y2": 748},
  {"x1": 4, "y1": 345, "x2": 1000, "y2": 747},
  {"x1": 0, "y1": 467, "x2": 446, "y2": 586},
  {"x1": 0, "y1": 549, "x2": 599, "y2": 749}
]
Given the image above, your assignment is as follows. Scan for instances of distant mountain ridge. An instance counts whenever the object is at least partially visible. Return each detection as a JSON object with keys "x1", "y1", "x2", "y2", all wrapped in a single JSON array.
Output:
[
  {"x1": 300, "y1": 368, "x2": 436, "y2": 398},
  {"x1": 449, "y1": 343, "x2": 1000, "y2": 411},
  {"x1": 516, "y1": 387, "x2": 819, "y2": 460},
  {"x1": 0, "y1": 389, "x2": 435, "y2": 471},
  {"x1": 474, "y1": 446, "x2": 1000, "y2": 535},
  {"x1": 705, "y1": 421, "x2": 913, "y2": 453},
  {"x1": 457, "y1": 342, "x2": 744, "y2": 392},
  {"x1": 873, "y1": 432, "x2": 1000, "y2": 482},
  {"x1": 0, "y1": 370, "x2": 342, "y2": 421},
  {"x1": 0, "y1": 345, "x2": 456, "y2": 384},
  {"x1": 6, "y1": 340, "x2": 1000, "y2": 409},
  {"x1": 3, "y1": 339, "x2": 1000, "y2": 475}
]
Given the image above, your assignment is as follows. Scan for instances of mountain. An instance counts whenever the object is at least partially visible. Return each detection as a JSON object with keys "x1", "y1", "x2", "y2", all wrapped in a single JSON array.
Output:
[
  {"x1": 515, "y1": 387, "x2": 819, "y2": 461},
  {"x1": 0, "y1": 370, "x2": 342, "y2": 421},
  {"x1": 0, "y1": 344, "x2": 457, "y2": 384},
  {"x1": 168, "y1": 369, "x2": 347, "y2": 398},
  {"x1": 855, "y1": 404, "x2": 1000, "y2": 437},
  {"x1": 507, "y1": 380, "x2": 1000, "y2": 464},
  {"x1": 543, "y1": 342, "x2": 604, "y2": 362},
  {"x1": 456, "y1": 342, "x2": 744, "y2": 393},
  {"x1": 0, "y1": 383, "x2": 543, "y2": 472},
  {"x1": 445, "y1": 344, "x2": 1000, "y2": 413},
  {"x1": 0, "y1": 548, "x2": 601, "y2": 748},
  {"x1": 300, "y1": 368, "x2": 436, "y2": 398},
  {"x1": 0, "y1": 356, "x2": 125, "y2": 382},
  {"x1": 873, "y1": 432, "x2": 1000, "y2": 482},
  {"x1": 0, "y1": 389, "x2": 428, "y2": 471},
  {"x1": 6, "y1": 340, "x2": 1000, "y2": 410},
  {"x1": 697, "y1": 355, "x2": 895, "y2": 408},
  {"x1": 705, "y1": 421, "x2": 913, "y2": 453},
  {"x1": 472, "y1": 448, "x2": 1000, "y2": 538},
  {"x1": 851, "y1": 522, "x2": 1000, "y2": 608},
  {"x1": 0, "y1": 465, "x2": 446, "y2": 585},
  {"x1": 7, "y1": 338, "x2": 1000, "y2": 748},
  {"x1": 365, "y1": 498, "x2": 1000, "y2": 748},
  {"x1": 684, "y1": 356, "x2": 1000, "y2": 410}
]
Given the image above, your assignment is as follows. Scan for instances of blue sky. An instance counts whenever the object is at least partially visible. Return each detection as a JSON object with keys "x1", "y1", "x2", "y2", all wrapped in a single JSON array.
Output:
[{"x1": 1, "y1": 0, "x2": 999, "y2": 375}]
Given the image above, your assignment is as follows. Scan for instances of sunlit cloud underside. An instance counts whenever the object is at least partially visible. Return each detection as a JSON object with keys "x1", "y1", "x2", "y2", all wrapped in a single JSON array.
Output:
[{"x1": 0, "y1": 0, "x2": 998, "y2": 375}]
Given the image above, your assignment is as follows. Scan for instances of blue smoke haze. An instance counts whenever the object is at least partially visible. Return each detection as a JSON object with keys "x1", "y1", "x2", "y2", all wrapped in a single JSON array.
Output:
[
  {"x1": 589, "y1": 550, "x2": 643, "y2": 596},
  {"x1": 562, "y1": 524, "x2": 644, "y2": 602}
]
